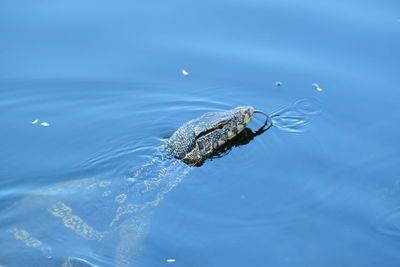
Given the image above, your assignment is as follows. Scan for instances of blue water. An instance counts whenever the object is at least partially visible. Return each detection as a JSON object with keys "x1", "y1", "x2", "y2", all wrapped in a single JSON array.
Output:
[{"x1": 1, "y1": 0, "x2": 400, "y2": 266}]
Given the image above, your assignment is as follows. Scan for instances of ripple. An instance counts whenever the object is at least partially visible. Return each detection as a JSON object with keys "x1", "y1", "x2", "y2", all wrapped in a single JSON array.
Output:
[
  {"x1": 293, "y1": 97, "x2": 323, "y2": 116},
  {"x1": 269, "y1": 97, "x2": 323, "y2": 133}
]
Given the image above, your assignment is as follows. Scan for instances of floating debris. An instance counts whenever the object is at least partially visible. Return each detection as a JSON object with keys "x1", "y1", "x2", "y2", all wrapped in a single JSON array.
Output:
[
  {"x1": 181, "y1": 69, "x2": 189, "y2": 76},
  {"x1": 275, "y1": 81, "x2": 282, "y2": 87},
  {"x1": 31, "y1": 119, "x2": 51, "y2": 127},
  {"x1": 312, "y1": 83, "x2": 323, "y2": 92},
  {"x1": 166, "y1": 259, "x2": 176, "y2": 263}
]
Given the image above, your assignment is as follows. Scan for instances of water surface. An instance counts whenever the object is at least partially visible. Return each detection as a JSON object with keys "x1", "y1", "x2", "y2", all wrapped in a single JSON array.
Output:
[{"x1": 0, "y1": 0, "x2": 400, "y2": 266}]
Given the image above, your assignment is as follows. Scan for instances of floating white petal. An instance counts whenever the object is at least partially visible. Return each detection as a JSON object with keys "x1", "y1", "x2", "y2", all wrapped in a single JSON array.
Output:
[
  {"x1": 32, "y1": 119, "x2": 39, "y2": 124},
  {"x1": 40, "y1": 122, "x2": 50, "y2": 127},
  {"x1": 181, "y1": 69, "x2": 189, "y2": 76},
  {"x1": 312, "y1": 83, "x2": 323, "y2": 91}
]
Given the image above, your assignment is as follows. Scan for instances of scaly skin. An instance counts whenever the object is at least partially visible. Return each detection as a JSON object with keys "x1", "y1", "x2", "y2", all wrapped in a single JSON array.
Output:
[{"x1": 166, "y1": 106, "x2": 255, "y2": 166}]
